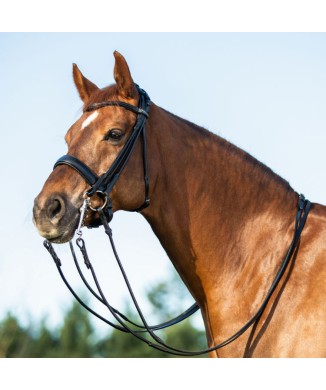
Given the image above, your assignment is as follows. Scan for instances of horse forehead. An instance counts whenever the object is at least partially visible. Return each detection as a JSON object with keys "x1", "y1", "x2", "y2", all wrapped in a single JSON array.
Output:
[
  {"x1": 81, "y1": 111, "x2": 99, "y2": 130},
  {"x1": 65, "y1": 111, "x2": 100, "y2": 144}
]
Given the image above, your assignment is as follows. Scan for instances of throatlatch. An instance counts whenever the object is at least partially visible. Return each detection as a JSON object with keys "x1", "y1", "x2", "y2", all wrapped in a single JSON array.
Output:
[{"x1": 44, "y1": 84, "x2": 311, "y2": 356}]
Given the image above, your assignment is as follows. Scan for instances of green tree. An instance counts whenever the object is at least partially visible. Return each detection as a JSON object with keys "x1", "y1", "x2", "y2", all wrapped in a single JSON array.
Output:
[
  {"x1": 0, "y1": 273, "x2": 207, "y2": 357},
  {"x1": 54, "y1": 301, "x2": 95, "y2": 357},
  {"x1": 96, "y1": 275, "x2": 207, "y2": 357},
  {"x1": 32, "y1": 303, "x2": 95, "y2": 358},
  {"x1": 96, "y1": 314, "x2": 207, "y2": 358},
  {"x1": 0, "y1": 313, "x2": 33, "y2": 357},
  {"x1": 29, "y1": 319, "x2": 57, "y2": 358}
]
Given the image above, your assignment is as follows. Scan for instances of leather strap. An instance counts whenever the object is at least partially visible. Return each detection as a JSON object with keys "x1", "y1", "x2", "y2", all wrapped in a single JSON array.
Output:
[
  {"x1": 54, "y1": 155, "x2": 99, "y2": 186},
  {"x1": 85, "y1": 100, "x2": 149, "y2": 118}
]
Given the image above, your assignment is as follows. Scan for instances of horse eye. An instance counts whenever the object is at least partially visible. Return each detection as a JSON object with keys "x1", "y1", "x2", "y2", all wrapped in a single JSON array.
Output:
[{"x1": 104, "y1": 129, "x2": 123, "y2": 141}]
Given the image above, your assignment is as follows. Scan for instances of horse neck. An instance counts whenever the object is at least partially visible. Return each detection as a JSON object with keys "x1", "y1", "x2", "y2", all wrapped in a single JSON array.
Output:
[{"x1": 142, "y1": 103, "x2": 298, "y2": 306}]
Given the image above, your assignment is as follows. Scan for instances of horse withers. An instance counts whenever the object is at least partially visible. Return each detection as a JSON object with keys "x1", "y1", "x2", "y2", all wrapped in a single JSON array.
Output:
[{"x1": 33, "y1": 51, "x2": 326, "y2": 357}]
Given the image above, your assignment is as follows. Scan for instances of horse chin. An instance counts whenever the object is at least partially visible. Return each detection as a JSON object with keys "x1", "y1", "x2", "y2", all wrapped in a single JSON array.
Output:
[
  {"x1": 34, "y1": 215, "x2": 79, "y2": 244},
  {"x1": 46, "y1": 227, "x2": 76, "y2": 244}
]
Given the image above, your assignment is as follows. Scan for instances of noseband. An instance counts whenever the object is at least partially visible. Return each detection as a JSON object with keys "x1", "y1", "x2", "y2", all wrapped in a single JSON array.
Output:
[
  {"x1": 44, "y1": 83, "x2": 311, "y2": 356},
  {"x1": 54, "y1": 84, "x2": 151, "y2": 225}
]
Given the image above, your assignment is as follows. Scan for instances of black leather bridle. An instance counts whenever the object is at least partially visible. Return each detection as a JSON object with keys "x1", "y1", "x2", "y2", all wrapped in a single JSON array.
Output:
[
  {"x1": 44, "y1": 84, "x2": 311, "y2": 356},
  {"x1": 54, "y1": 84, "x2": 151, "y2": 225}
]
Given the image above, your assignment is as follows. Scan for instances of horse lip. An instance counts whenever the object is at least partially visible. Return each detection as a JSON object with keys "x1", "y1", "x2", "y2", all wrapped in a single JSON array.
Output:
[
  {"x1": 50, "y1": 230, "x2": 78, "y2": 243},
  {"x1": 36, "y1": 216, "x2": 79, "y2": 244},
  {"x1": 39, "y1": 229, "x2": 72, "y2": 244}
]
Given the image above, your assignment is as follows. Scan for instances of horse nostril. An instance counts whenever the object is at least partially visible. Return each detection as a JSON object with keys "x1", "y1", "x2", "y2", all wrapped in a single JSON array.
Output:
[
  {"x1": 47, "y1": 196, "x2": 65, "y2": 221},
  {"x1": 51, "y1": 199, "x2": 61, "y2": 217}
]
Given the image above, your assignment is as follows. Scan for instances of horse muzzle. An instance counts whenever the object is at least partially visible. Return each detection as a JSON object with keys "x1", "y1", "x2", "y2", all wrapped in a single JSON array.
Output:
[{"x1": 33, "y1": 192, "x2": 79, "y2": 243}]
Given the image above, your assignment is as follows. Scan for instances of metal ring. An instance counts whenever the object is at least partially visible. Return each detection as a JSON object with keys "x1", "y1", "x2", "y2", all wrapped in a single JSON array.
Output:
[{"x1": 88, "y1": 191, "x2": 108, "y2": 212}]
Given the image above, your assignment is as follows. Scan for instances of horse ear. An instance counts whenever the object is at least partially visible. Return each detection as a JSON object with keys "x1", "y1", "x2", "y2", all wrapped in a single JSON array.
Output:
[
  {"x1": 113, "y1": 51, "x2": 137, "y2": 99},
  {"x1": 72, "y1": 63, "x2": 99, "y2": 103}
]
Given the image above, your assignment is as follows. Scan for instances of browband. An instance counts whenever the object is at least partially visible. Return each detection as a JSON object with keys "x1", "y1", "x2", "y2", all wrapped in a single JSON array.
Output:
[{"x1": 85, "y1": 100, "x2": 149, "y2": 117}]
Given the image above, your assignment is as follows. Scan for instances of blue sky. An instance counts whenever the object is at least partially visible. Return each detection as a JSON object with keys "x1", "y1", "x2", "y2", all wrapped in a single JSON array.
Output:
[{"x1": 1, "y1": 33, "x2": 326, "y2": 335}]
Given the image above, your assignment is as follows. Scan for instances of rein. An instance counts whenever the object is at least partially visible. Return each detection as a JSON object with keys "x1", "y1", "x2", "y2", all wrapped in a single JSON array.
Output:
[{"x1": 44, "y1": 85, "x2": 311, "y2": 356}]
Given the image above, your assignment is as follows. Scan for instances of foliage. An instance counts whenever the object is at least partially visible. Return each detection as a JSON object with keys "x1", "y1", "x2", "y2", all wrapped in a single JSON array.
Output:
[{"x1": 0, "y1": 276, "x2": 208, "y2": 358}]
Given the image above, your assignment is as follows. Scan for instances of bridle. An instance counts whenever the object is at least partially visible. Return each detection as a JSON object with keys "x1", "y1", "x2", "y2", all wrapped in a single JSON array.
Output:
[
  {"x1": 54, "y1": 84, "x2": 151, "y2": 225},
  {"x1": 44, "y1": 84, "x2": 311, "y2": 356}
]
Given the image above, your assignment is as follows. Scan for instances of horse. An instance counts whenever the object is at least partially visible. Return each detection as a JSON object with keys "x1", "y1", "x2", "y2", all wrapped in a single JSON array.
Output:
[{"x1": 33, "y1": 51, "x2": 326, "y2": 358}]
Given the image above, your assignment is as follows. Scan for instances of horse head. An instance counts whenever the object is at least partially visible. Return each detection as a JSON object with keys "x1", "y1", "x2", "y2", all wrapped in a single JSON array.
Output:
[{"x1": 33, "y1": 51, "x2": 148, "y2": 243}]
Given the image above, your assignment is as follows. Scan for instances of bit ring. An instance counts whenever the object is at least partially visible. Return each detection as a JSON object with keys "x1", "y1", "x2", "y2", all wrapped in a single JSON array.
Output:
[{"x1": 88, "y1": 191, "x2": 108, "y2": 211}]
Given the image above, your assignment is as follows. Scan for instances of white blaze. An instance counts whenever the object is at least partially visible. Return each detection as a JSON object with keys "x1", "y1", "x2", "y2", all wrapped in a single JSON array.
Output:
[{"x1": 81, "y1": 111, "x2": 99, "y2": 130}]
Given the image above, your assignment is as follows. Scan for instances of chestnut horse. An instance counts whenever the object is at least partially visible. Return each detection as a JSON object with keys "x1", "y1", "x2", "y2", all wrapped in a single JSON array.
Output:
[{"x1": 33, "y1": 51, "x2": 326, "y2": 358}]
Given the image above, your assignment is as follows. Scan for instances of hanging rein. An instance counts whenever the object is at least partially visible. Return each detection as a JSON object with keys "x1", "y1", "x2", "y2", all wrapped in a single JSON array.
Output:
[{"x1": 44, "y1": 85, "x2": 311, "y2": 356}]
